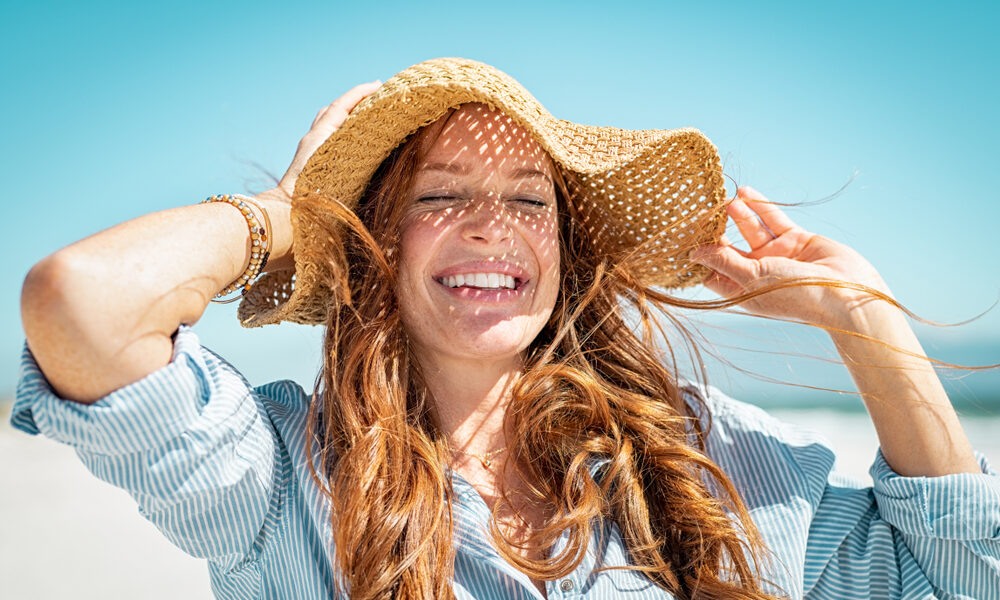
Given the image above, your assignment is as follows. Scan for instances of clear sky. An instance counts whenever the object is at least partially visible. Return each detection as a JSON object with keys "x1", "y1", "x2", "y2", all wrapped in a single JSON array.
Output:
[{"x1": 2, "y1": 0, "x2": 998, "y2": 409}]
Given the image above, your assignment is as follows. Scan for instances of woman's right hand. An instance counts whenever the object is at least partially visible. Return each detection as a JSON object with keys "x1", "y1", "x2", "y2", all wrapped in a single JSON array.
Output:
[
  {"x1": 19, "y1": 81, "x2": 382, "y2": 402},
  {"x1": 254, "y1": 80, "x2": 382, "y2": 272},
  {"x1": 275, "y1": 80, "x2": 382, "y2": 200}
]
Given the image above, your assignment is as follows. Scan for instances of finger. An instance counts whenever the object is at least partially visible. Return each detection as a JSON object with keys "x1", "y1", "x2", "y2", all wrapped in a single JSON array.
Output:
[
  {"x1": 311, "y1": 80, "x2": 380, "y2": 128},
  {"x1": 737, "y1": 186, "x2": 798, "y2": 237},
  {"x1": 726, "y1": 198, "x2": 774, "y2": 250},
  {"x1": 689, "y1": 242, "x2": 759, "y2": 284},
  {"x1": 701, "y1": 270, "x2": 744, "y2": 299},
  {"x1": 318, "y1": 80, "x2": 383, "y2": 127},
  {"x1": 311, "y1": 105, "x2": 330, "y2": 127},
  {"x1": 719, "y1": 233, "x2": 749, "y2": 257}
]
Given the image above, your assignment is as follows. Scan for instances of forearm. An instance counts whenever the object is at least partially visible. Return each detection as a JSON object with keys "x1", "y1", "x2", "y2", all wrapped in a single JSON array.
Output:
[
  {"x1": 829, "y1": 300, "x2": 980, "y2": 477},
  {"x1": 690, "y1": 188, "x2": 984, "y2": 477},
  {"x1": 21, "y1": 191, "x2": 292, "y2": 404}
]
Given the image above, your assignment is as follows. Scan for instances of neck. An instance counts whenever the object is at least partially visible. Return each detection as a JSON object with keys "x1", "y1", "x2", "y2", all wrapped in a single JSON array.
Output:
[{"x1": 416, "y1": 349, "x2": 523, "y2": 454}]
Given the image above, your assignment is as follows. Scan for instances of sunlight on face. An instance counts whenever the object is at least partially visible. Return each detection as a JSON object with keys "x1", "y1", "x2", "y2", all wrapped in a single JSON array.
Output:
[{"x1": 396, "y1": 103, "x2": 560, "y2": 367}]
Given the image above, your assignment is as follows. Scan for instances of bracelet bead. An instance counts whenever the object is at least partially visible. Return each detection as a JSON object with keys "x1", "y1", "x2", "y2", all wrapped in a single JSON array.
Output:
[{"x1": 201, "y1": 194, "x2": 272, "y2": 304}]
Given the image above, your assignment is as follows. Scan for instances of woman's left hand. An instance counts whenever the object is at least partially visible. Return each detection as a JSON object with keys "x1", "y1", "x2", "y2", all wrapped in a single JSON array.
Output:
[
  {"x1": 692, "y1": 187, "x2": 983, "y2": 478},
  {"x1": 689, "y1": 186, "x2": 891, "y2": 329}
]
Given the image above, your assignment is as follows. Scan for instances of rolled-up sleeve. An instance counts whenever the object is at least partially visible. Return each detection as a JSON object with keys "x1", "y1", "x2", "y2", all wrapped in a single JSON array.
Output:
[
  {"x1": 688, "y1": 383, "x2": 1000, "y2": 599},
  {"x1": 10, "y1": 325, "x2": 278, "y2": 563},
  {"x1": 804, "y1": 448, "x2": 1000, "y2": 599}
]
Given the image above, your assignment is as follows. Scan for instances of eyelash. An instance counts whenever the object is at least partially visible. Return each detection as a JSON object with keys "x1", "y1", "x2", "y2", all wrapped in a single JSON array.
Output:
[{"x1": 418, "y1": 196, "x2": 548, "y2": 207}]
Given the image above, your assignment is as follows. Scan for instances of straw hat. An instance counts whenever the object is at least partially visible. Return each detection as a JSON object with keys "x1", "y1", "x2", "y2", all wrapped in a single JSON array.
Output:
[{"x1": 238, "y1": 57, "x2": 728, "y2": 327}]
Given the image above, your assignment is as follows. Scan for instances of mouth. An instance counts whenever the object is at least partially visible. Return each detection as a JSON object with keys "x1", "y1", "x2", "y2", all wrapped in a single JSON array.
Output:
[
  {"x1": 435, "y1": 272, "x2": 525, "y2": 291},
  {"x1": 431, "y1": 265, "x2": 531, "y2": 302}
]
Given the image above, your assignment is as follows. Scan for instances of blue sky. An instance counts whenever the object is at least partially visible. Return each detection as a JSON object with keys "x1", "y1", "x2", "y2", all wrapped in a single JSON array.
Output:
[{"x1": 2, "y1": 0, "x2": 998, "y2": 409}]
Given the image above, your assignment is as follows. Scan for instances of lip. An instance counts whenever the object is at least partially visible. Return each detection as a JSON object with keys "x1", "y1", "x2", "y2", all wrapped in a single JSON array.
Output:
[
  {"x1": 431, "y1": 260, "x2": 532, "y2": 302},
  {"x1": 432, "y1": 260, "x2": 531, "y2": 282},
  {"x1": 434, "y1": 281, "x2": 527, "y2": 303}
]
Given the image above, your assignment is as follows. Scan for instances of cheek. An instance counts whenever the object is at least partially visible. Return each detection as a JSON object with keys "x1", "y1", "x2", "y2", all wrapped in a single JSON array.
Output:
[
  {"x1": 397, "y1": 219, "x2": 437, "y2": 280},
  {"x1": 398, "y1": 217, "x2": 422, "y2": 256},
  {"x1": 528, "y1": 218, "x2": 561, "y2": 305},
  {"x1": 531, "y1": 216, "x2": 560, "y2": 272},
  {"x1": 394, "y1": 227, "x2": 431, "y2": 337}
]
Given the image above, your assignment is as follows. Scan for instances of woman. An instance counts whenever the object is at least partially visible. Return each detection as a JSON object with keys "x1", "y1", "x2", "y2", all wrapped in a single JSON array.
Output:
[{"x1": 13, "y1": 58, "x2": 999, "y2": 599}]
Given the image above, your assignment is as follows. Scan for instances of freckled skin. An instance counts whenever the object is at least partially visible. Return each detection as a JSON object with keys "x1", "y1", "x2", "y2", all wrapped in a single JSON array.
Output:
[{"x1": 396, "y1": 103, "x2": 561, "y2": 366}]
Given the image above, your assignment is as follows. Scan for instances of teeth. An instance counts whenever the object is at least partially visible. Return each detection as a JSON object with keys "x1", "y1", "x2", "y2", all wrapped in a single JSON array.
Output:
[{"x1": 440, "y1": 273, "x2": 518, "y2": 290}]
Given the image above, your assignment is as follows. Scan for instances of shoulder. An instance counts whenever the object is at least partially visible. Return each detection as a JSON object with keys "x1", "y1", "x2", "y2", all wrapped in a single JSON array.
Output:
[
  {"x1": 680, "y1": 380, "x2": 833, "y2": 449},
  {"x1": 173, "y1": 324, "x2": 313, "y2": 418},
  {"x1": 679, "y1": 381, "x2": 838, "y2": 506},
  {"x1": 252, "y1": 378, "x2": 313, "y2": 427}
]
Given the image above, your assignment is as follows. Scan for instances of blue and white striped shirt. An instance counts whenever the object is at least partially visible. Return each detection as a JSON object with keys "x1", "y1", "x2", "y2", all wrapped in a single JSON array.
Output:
[{"x1": 11, "y1": 325, "x2": 1000, "y2": 599}]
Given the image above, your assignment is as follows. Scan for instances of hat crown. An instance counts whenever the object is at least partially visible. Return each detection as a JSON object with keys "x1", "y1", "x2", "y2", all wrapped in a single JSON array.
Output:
[{"x1": 238, "y1": 58, "x2": 727, "y2": 328}]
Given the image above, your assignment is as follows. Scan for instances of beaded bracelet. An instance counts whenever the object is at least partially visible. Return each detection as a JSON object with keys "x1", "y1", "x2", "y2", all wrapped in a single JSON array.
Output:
[{"x1": 201, "y1": 194, "x2": 272, "y2": 304}]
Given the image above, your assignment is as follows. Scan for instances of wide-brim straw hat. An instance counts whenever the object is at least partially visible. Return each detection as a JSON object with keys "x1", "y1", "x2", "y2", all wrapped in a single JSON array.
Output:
[{"x1": 238, "y1": 57, "x2": 728, "y2": 328}]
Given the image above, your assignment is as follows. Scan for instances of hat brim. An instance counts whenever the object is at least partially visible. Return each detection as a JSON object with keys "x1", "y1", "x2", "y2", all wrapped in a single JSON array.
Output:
[{"x1": 238, "y1": 57, "x2": 727, "y2": 328}]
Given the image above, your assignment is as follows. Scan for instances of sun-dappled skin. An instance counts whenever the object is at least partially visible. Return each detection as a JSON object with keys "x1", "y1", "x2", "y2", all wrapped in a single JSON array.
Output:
[
  {"x1": 20, "y1": 68, "x2": 988, "y2": 598},
  {"x1": 303, "y1": 100, "x2": 790, "y2": 600},
  {"x1": 397, "y1": 105, "x2": 561, "y2": 430},
  {"x1": 689, "y1": 187, "x2": 980, "y2": 479},
  {"x1": 392, "y1": 105, "x2": 563, "y2": 596}
]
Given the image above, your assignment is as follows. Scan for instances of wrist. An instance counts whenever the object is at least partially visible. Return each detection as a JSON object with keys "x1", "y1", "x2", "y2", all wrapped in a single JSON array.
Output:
[
  {"x1": 822, "y1": 273, "x2": 895, "y2": 330},
  {"x1": 827, "y1": 288, "x2": 911, "y2": 351},
  {"x1": 252, "y1": 189, "x2": 294, "y2": 272}
]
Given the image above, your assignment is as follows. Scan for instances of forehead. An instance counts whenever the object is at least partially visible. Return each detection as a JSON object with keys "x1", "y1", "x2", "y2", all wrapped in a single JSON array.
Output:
[{"x1": 415, "y1": 103, "x2": 554, "y2": 174}]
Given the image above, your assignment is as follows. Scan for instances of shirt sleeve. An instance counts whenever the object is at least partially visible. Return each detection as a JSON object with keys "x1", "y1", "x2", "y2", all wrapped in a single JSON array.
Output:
[
  {"x1": 10, "y1": 324, "x2": 278, "y2": 564},
  {"x1": 688, "y1": 383, "x2": 1000, "y2": 600},
  {"x1": 803, "y1": 447, "x2": 1000, "y2": 600}
]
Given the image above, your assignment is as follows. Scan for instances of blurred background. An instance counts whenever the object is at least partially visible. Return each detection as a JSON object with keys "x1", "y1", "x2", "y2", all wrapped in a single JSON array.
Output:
[{"x1": 2, "y1": 1, "x2": 998, "y2": 598}]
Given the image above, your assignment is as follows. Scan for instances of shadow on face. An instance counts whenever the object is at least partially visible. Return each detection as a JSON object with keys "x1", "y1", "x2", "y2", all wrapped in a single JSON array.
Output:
[{"x1": 393, "y1": 103, "x2": 563, "y2": 366}]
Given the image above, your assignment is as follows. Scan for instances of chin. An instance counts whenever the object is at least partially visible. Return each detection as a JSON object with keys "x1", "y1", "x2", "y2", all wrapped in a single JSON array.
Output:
[{"x1": 448, "y1": 321, "x2": 543, "y2": 359}]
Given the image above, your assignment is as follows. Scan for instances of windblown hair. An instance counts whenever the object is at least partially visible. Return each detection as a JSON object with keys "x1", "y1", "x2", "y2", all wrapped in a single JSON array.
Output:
[{"x1": 302, "y1": 107, "x2": 794, "y2": 599}]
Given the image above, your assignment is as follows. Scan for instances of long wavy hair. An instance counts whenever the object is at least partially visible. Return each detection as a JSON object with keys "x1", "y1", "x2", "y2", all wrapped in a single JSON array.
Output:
[{"x1": 302, "y1": 106, "x2": 800, "y2": 599}]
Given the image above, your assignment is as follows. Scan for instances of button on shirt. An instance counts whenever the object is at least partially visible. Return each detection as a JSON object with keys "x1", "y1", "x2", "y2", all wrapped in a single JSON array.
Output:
[{"x1": 11, "y1": 325, "x2": 1000, "y2": 599}]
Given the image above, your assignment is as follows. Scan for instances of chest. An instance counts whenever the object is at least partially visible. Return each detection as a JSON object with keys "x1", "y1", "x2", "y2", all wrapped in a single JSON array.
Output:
[
  {"x1": 456, "y1": 470, "x2": 552, "y2": 567},
  {"x1": 449, "y1": 466, "x2": 678, "y2": 599}
]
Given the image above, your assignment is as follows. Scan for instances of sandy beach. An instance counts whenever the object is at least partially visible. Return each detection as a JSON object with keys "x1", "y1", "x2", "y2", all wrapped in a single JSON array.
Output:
[{"x1": 2, "y1": 403, "x2": 997, "y2": 600}]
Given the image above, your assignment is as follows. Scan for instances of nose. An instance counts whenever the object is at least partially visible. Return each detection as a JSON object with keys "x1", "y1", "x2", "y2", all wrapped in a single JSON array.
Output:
[{"x1": 460, "y1": 195, "x2": 513, "y2": 245}]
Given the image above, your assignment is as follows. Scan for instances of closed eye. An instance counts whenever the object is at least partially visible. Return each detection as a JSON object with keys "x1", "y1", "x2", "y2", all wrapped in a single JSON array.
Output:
[{"x1": 415, "y1": 196, "x2": 551, "y2": 211}]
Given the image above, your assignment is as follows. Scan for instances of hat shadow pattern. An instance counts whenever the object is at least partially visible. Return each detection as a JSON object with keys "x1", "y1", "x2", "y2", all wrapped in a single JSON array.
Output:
[{"x1": 238, "y1": 57, "x2": 727, "y2": 328}]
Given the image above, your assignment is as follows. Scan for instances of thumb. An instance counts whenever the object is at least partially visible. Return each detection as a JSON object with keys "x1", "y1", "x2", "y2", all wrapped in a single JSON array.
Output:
[{"x1": 689, "y1": 242, "x2": 755, "y2": 283}]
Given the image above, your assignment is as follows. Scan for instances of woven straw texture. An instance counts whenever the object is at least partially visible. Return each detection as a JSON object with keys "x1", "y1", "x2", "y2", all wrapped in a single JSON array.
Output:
[{"x1": 238, "y1": 57, "x2": 728, "y2": 328}]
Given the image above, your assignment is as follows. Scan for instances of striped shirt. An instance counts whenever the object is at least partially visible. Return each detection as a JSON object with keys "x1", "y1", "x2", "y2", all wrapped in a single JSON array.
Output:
[{"x1": 11, "y1": 325, "x2": 1000, "y2": 599}]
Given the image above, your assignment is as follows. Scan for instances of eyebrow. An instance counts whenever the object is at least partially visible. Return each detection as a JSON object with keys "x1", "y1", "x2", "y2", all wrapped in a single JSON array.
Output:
[{"x1": 417, "y1": 161, "x2": 554, "y2": 187}]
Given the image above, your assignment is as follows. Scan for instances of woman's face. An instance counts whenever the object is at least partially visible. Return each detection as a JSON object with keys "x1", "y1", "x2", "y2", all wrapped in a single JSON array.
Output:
[{"x1": 396, "y1": 103, "x2": 560, "y2": 367}]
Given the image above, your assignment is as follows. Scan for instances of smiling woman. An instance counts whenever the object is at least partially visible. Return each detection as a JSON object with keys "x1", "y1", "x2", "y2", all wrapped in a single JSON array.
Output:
[
  {"x1": 11, "y1": 57, "x2": 1000, "y2": 600},
  {"x1": 399, "y1": 105, "x2": 561, "y2": 368},
  {"x1": 299, "y1": 98, "x2": 786, "y2": 599}
]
